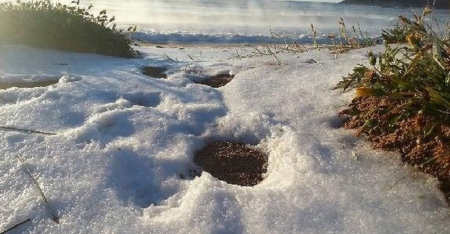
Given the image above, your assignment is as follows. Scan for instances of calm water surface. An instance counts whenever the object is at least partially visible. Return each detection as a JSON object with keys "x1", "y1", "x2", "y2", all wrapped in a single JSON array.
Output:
[{"x1": 30, "y1": 1, "x2": 450, "y2": 43}]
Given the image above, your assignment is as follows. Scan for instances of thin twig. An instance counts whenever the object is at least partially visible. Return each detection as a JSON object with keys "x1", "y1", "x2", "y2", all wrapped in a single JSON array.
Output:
[
  {"x1": 0, "y1": 218, "x2": 32, "y2": 234},
  {"x1": 163, "y1": 53, "x2": 177, "y2": 62},
  {"x1": 235, "y1": 50, "x2": 242, "y2": 60},
  {"x1": 16, "y1": 155, "x2": 60, "y2": 224},
  {"x1": 251, "y1": 46, "x2": 265, "y2": 55},
  {"x1": 386, "y1": 154, "x2": 444, "y2": 193},
  {"x1": 186, "y1": 54, "x2": 197, "y2": 61},
  {"x1": 0, "y1": 126, "x2": 56, "y2": 135},
  {"x1": 386, "y1": 170, "x2": 415, "y2": 192},
  {"x1": 264, "y1": 44, "x2": 282, "y2": 65}
]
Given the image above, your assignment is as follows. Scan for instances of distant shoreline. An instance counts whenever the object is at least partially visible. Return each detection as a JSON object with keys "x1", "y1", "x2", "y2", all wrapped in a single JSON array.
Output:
[{"x1": 339, "y1": 0, "x2": 449, "y2": 10}]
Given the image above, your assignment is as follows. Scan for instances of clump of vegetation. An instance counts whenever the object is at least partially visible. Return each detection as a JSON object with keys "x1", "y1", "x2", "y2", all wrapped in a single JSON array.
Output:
[
  {"x1": 233, "y1": 18, "x2": 377, "y2": 65},
  {"x1": 311, "y1": 17, "x2": 379, "y2": 54},
  {"x1": 0, "y1": 0, "x2": 137, "y2": 57},
  {"x1": 381, "y1": 20, "x2": 410, "y2": 44},
  {"x1": 336, "y1": 7, "x2": 450, "y2": 201}
]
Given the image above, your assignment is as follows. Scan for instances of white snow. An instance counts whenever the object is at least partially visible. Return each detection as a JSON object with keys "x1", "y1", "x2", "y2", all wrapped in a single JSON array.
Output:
[{"x1": 0, "y1": 43, "x2": 449, "y2": 233}]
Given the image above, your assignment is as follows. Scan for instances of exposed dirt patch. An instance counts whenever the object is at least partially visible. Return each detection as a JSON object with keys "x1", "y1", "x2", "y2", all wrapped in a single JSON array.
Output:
[
  {"x1": 141, "y1": 66, "x2": 167, "y2": 79},
  {"x1": 194, "y1": 141, "x2": 268, "y2": 186},
  {"x1": 339, "y1": 96, "x2": 450, "y2": 202},
  {"x1": 196, "y1": 74, "x2": 235, "y2": 88},
  {"x1": 0, "y1": 80, "x2": 59, "y2": 89}
]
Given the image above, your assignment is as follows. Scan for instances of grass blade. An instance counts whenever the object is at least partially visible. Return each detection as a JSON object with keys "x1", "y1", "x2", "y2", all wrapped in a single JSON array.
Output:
[
  {"x1": 16, "y1": 155, "x2": 60, "y2": 224},
  {"x1": 0, "y1": 218, "x2": 32, "y2": 234},
  {"x1": 0, "y1": 126, "x2": 56, "y2": 135}
]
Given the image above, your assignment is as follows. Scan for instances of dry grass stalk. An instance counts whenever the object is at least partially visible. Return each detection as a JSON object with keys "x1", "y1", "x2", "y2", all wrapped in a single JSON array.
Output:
[
  {"x1": 0, "y1": 218, "x2": 32, "y2": 234},
  {"x1": 0, "y1": 126, "x2": 56, "y2": 135},
  {"x1": 16, "y1": 155, "x2": 60, "y2": 224}
]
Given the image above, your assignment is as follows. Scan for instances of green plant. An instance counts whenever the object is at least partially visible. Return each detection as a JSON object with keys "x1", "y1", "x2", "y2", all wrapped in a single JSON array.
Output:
[
  {"x1": 334, "y1": 17, "x2": 376, "y2": 52},
  {"x1": 336, "y1": 7, "x2": 450, "y2": 123},
  {"x1": 0, "y1": 0, "x2": 137, "y2": 57},
  {"x1": 311, "y1": 23, "x2": 317, "y2": 48},
  {"x1": 381, "y1": 21, "x2": 410, "y2": 44},
  {"x1": 312, "y1": 18, "x2": 376, "y2": 54},
  {"x1": 336, "y1": 8, "x2": 450, "y2": 201}
]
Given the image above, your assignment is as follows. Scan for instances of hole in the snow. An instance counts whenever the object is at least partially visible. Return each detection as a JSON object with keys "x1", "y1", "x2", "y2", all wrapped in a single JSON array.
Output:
[
  {"x1": 196, "y1": 74, "x2": 235, "y2": 88},
  {"x1": 121, "y1": 92, "x2": 161, "y2": 107},
  {"x1": 0, "y1": 80, "x2": 59, "y2": 89},
  {"x1": 142, "y1": 66, "x2": 167, "y2": 79},
  {"x1": 194, "y1": 141, "x2": 268, "y2": 186}
]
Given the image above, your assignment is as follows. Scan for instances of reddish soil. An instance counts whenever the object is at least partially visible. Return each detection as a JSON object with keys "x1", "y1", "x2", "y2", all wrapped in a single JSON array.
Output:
[
  {"x1": 339, "y1": 96, "x2": 450, "y2": 202},
  {"x1": 194, "y1": 141, "x2": 268, "y2": 186},
  {"x1": 141, "y1": 66, "x2": 234, "y2": 88},
  {"x1": 196, "y1": 74, "x2": 235, "y2": 88},
  {"x1": 141, "y1": 66, "x2": 167, "y2": 79}
]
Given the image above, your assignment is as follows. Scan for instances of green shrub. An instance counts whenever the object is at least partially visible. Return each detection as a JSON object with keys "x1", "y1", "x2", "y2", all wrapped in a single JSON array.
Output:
[
  {"x1": 0, "y1": 0, "x2": 137, "y2": 58},
  {"x1": 336, "y1": 8, "x2": 450, "y2": 199},
  {"x1": 381, "y1": 21, "x2": 410, "y2": 44},
  {"x1": 335, "y1": 7, "x2": 450, "y2": 124}
]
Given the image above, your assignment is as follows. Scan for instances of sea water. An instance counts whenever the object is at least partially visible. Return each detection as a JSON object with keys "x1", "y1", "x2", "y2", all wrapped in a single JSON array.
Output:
[{"x1": 18, "y1": 0, "x2": 450, "y2": 44}]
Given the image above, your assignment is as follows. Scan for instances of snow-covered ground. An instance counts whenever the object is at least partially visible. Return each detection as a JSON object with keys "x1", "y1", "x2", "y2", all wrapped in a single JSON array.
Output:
[{"x1": 0, "y1": 44, "x2": 449, "y2": 233}]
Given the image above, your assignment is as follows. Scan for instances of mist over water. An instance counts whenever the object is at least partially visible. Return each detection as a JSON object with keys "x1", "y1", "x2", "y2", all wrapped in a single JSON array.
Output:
[{"x1": 48, "y1": 1, "x2": 450, "y2": 44}]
